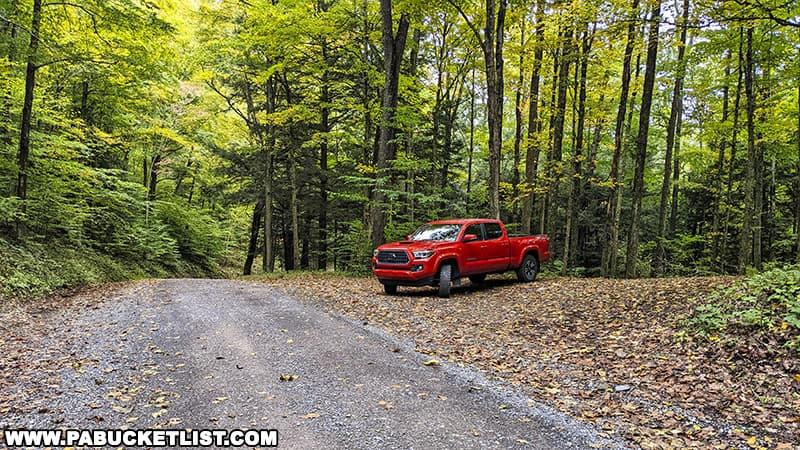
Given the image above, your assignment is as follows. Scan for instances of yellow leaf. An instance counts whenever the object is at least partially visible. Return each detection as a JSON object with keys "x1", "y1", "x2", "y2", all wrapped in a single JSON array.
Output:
[
  {"x1": 301, "y1": 413, "x2": 321, "y2": 419},
  {"x1": 152, "y1": 410, "x2": 164, "y2": 419},
  {"x1": 423, "y1": 359, "x2": 440, "y2": 366},
  {"x1": 378, "y1": 400, "x2": 393, "y2": 410},
  {"x1": 793, "y1": 374, "x2": 800, "y2": 383},
  {"x1": 126, "y1": 417, "x2": 139, "y2": 423}
]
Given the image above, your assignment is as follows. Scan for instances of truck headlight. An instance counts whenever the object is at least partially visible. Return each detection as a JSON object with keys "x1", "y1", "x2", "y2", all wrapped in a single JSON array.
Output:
[{"x1": 412, "y1": 250, "x2": 435, "y2": 260}]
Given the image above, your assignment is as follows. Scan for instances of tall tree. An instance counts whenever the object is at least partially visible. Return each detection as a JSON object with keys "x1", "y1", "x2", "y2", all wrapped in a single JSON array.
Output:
[
  {"x1": 14, "y1": 0, "x2": 42, "y2": 203},
  {"x1": 655, "y1": 0, "x2": 689, "y2": 272},
  {"x1": 547, "y1": 24, "x2": 574, "y2": 236},
  {"x1": 521, "y1": 0, "x2": 545, "y2": 234},
  {"x1": 625, "y1": 0, "x2": 661, "y2": 278},
  {"x1": 370, "y1": 0, "x2": 409, "y2": 249},
  {"x1": 602, "y1": 0, "x2": 639, "y2": 277},
  {"x1": 739, "y1": 26, "x2": 757, "y2": 273},
  {"x1": 796, "y1": 73, "x2": 800, "y2": 263},
  {"x1": 563, "y1": 21, "x2": 593, "y2": 272},
  {"x1": 449, "y1": 0, "x2": 508, "y2": 219}
]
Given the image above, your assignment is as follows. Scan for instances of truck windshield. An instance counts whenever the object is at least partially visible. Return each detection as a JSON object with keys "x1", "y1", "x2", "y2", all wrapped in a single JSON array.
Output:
[{"x1": 409, "y1": 224, "x2": 462, "y2": 242}]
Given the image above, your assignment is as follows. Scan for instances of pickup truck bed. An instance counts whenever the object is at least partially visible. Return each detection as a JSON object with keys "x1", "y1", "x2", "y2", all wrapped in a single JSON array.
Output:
[{"x1": 372, "y1": 219, "x2": 550, "y2": 297}]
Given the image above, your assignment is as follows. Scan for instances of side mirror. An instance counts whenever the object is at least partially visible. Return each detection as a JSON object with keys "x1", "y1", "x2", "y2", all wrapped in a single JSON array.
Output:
[
  {"x1": 406, "y1": 234, "x2": 412, "y2": 240},
  {"x1": 463, "y1": 234, "x2": 478, "y2": 242}
]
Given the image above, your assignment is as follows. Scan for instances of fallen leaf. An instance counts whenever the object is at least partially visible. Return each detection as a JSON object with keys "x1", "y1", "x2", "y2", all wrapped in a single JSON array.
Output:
[{"x1": 378, "y1": 400, "x2": 393, "y2": 410}]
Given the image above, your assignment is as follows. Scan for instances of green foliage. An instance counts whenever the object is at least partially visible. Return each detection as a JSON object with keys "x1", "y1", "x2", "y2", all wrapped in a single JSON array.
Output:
[
  {"x1": 0, "y1": 238, "x2": 164, "y2": 300},
  {"x1": 685, "y1": 265, "x2": 800, "y2": 351},
  {"x1": 331, "y1": 220, "x2": 373, "y2": 275},
  {"x1": 155, "y1": 201, "x2": 224, "y2": 269}
]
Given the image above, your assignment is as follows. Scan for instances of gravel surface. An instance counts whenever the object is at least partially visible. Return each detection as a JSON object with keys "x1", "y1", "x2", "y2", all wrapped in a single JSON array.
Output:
[{"x1": 1, "y1": 279, "x2": 625, "y2": 449}]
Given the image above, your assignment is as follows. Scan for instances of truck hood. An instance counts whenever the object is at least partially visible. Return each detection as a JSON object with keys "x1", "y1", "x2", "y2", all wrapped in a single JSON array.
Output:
[{"x1": 377, "y1": 240, "x2": 453, "y2": 252}]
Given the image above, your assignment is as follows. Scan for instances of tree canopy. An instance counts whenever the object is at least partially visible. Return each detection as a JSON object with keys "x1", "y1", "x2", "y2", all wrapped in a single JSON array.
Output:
[{"x1": 1, "y1": 0, "x2": 799, "y2": 279}]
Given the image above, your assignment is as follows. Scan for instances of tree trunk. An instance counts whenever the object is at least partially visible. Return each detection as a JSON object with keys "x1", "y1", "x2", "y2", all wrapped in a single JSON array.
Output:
[
  {"x1": 625, "y1": 1, "x2": 661, "y2": 278},
  {"x1": 548, "y1": 27, "x2": 573, "y2": 239},
  {"x1": 371, "y1": 0, "x2": 409, "y2": 249},
  {"x1": 2, "y1": 0, "x2": 20, "y2": 145},
  {"x1": 467, "y1": 67, "x2": 476, "y2": 212},
  {"x1": 796, "y1": 79, "x2": 800, "y2": 263},
  {"x1": 243, "y1": 200, "x2": 264, "y2": 275},
  {"x1": 174, "y1": 158, "x2": 192, "y2": 195},
  {"x1": 290, "y1": 158, "x2": 301, "y2": 270},
  {"x1": 15, "y1": 0, "x2": 42, "y2": 203},
  {"x1": 148, "y1": 154, "x2": 160, "y2": 201},
  {"x1": 668, "y1": 109, "x2": 682, "y2": 237},
  {"x1": 602, "y1": 0, "x2": 639, "y2": 277},
  {"x1": 540, "y1": 51, "x2": 559, "y2": 235},
  {"x1": 484, "y1": 0, "x2": 507, "y2": 220},
  {"x1": 263, "y1": 80, "x2": 276, "y2": 273},
  {"x1": 739, "y1": 26, "x2": 756, "y2": 274},
  {"x1": 723, "y1": 29, "x2": 744, "y2": 273},
  {"x1": 563, "y1": 23, "x2": 591, "y2": 273},
  {"x1": 712, "y1": 51, "x2": 731, "y2": 270},
  {"x1": 318, "y1": 34, "x2": 330, "y2": 271},
  {"x1": 521, "y1": 0, "x2": 545, "y2": 235},
  {"x1": 512, "y1": 19, "x2": 525, "y2": 224},
  {"x1": 655, "y1": 0, "x2": 689, "y2": 273}
]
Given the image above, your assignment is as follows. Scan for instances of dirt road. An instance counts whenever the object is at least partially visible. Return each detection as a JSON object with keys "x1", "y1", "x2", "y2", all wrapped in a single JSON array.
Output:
[{"x1": 0, "y1": 279, "x2": 620, "y2": 449}]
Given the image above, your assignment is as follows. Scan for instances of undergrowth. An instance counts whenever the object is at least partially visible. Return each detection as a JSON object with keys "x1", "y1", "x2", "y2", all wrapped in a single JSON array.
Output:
[
  {"x1": 685, "y1": 264, "x2": 800, "y2": 352},
  {"x1": 0, "y1": 238, "x2": 217, "y2": 302}
]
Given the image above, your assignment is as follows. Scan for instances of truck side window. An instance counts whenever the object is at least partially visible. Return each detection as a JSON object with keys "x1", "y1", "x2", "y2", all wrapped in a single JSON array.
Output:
[
  {"x1": 485, "y1": 222, "x2": 503, "y2": 240},
  {"x1": 464, "y1": 224, "x2": 483, "y2": 240}
]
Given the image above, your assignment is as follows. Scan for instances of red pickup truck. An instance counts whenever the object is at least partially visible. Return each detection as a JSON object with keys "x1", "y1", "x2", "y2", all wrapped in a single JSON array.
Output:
[{"x1": 372, "y1": 219, "x2": 550, "y2": 297}]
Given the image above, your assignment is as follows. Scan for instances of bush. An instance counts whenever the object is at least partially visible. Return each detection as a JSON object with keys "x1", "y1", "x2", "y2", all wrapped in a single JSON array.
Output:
[
  {"x1": 331, "y1": 220, "x2": 372, "y2": 275},
  {"x1": 685, "y1": 264, "x2": 800, "y2": 351}
]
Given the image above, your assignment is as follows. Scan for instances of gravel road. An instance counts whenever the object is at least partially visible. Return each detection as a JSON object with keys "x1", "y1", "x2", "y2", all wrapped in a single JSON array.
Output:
[{"x1": 2, "y1": 279, "x2": 623, "y2": 449}]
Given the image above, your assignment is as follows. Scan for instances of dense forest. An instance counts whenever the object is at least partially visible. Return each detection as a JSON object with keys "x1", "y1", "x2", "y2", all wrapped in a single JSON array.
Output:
[{"x1": 1, "y1": 0, "x2": 799, "y2": 292}]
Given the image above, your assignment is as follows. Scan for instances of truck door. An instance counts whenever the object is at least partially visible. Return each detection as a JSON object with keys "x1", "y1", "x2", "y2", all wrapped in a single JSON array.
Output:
[
  {"x1": 483, "y1": 222, "x2": 511, "y2": 271},
  {"x1": 461, "y1": 223, "x2": 485, "y2": 275}
]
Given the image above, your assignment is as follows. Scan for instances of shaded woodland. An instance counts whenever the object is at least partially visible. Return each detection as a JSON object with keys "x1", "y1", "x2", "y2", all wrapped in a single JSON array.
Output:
[{"x1": 1, "y1": 0, "x2": 799, "y2": 280}]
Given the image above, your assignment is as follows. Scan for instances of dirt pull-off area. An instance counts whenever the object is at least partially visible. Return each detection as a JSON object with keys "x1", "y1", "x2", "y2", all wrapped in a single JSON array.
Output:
[{"x1": 265, "y1": 274, "x2": 800, "y2": 449}]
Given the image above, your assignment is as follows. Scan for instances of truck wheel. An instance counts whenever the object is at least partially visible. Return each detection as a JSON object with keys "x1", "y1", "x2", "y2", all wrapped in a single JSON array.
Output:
[
  {"x1": 438, "y1": 264, "x2": 452, "y2": 298},
  {"x1": 383, "y1": 284, "x2": 398, "y2": 295},
  {"x1": 516, "y1": 254, "x2": 539, "y2": 282},
  {"x1": 468, "y1": 274, "x2": 486, "y2": 284}
]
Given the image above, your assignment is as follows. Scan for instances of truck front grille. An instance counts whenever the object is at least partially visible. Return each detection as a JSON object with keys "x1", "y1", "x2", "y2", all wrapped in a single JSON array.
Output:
[{"x1": 377, "y1": 250, "x2": 410, "y2": 265}]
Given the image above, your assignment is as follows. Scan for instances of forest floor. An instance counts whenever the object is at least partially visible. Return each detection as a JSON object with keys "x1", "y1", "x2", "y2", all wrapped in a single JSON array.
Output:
[{"x1": 263, "y1": 274, "x2": 800, "y2": 449}]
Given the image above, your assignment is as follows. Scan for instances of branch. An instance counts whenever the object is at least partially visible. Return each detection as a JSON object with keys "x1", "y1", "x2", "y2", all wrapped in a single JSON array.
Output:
[
  {"x1": 206, "y1": 80, "x2": 250, "y2": 125},
  {"x1": 444, "y1": 0, "x2": 486, "y2": 54},
  {"x1": 35, "y1": 56, "x2": 114, "y2": 69},
  {"x1": 731, "y1": 0, "x2": 800, "y2": 27},
  {"x1": 44, "y1": 1, "x2": 113, "y2": 46}
]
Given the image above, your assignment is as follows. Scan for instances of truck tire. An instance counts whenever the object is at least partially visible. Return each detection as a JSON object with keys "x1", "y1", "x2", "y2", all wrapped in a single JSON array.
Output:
[
  {"x1": 468, "y1": 274, "x2": 486, "y2": 284},
  {"x1": 438, "y1": 264, "x2": 452, "y2": 298},
  {"x1": 516, "y1": 254, "x2": 539, "y2": 282},
  {"x1": 383, "y1": 284, "x2": 397, "y2": 295}
]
